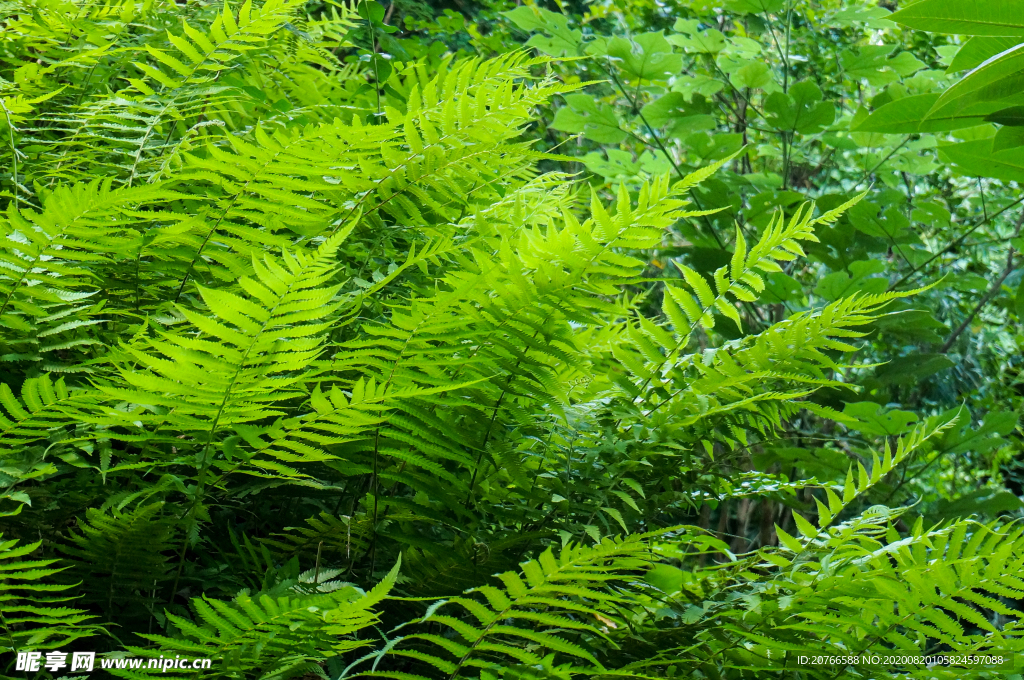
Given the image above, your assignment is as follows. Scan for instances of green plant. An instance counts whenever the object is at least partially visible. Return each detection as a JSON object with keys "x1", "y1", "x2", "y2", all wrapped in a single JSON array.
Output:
[{"x1": 2, "y1": 0, "x2": 1024, "y2": 679}]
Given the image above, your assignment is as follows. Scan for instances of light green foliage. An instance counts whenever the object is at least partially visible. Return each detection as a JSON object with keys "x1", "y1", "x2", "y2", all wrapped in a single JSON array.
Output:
[{"x1": 1, "y1": 0, "x2": 1024, "y2": 679}]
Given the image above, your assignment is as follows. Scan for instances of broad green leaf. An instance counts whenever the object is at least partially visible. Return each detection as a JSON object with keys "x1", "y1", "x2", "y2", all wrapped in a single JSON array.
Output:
[
  {"x1": 730, "y1": 61, "x2": 773, "y2": 89},
  {"x1": 847, "y1": 202, "x2": 916, "y2": 242},
  {"x1": 986, "y1": 105, "x2": 1024, "y2": 126},
  {"x1": 721, "y1": 0, "x2": 784, "y2": 15},
  {"x1": 928, "y1": 44, "x2": 1024, "y2": 120},
  {"x1": 936, "y1": 410, "x2": 1017, "y2": 456},
  {"x1": 871, "y1": 353, "x2": 955, "y2": 387},
  {"x1": 550, "y1": 94, "x2": 627, "y2": 143},
  {"x1": 764, "y1": 81, "x2": 834, "y2": 134},
  {"x1": 948, "y1": 37, "x2": 1023, "y2": 72},
  {"x1": 644, "y1": 563, "x2": 684, "y2": 594},
  {"x1": 603, "y1": 32, "x2": 683, "y2": 81},
  {"x1": 889, "y1": 0, "x2": 1024, "y2": 37},
  {"x1": 993, "y1": 125, "x2": 1024, "y2": 151},
  {"x1": 842, "y1": 402, "x2": 919, "y2": 437},
  {"x1": 889, "y1": 52, "x2": 928, "y2": 77},
  {"x1": 853, "y1": 93, "x2": 989, "y2": 133},
  {"x1": 933, "y1": 490, "x2": 1024, "y2": 521},
  {"x1": 683, "y1": 131, "x2": 745, "y2": 161},
  {"x1": 582, "y1": 149, "x2": 642, "y2": 181},
  {"x1": 668, "y1": 20, "x2": 727, "y2": 54},
  {"x1": 639, "y1": 92, "x2": 714, "y2": 132},
  {"x1": 939, "y1": 138, "x2": 1024, "y2": 181},
  {"x1": 813, "y1": 260, "x2": 887, "y2": 301},
  {"x1": 831, "y1": 5, "x2": 893, "y2": 29},
  {"x1": 502, "y1": 6, "x2": 582, "y2": 56},
  {"x1": 759, "y1": 272, "x2": 802, "y2": 303},
  {"x1": 842, "y1": 45, "x2": 900, "y2": 86}
]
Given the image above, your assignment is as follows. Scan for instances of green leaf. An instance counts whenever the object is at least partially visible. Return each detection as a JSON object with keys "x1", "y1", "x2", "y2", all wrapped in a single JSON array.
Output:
[
  {"x1": 721, "y1": 0, "x2": 784, "y2": 15},
  {"x1": 842, "y1": 469, "x2": 856, "y2": 503},
  {"x1": 853, "y1": 93, "x2": 989, "y2": 133},
  {"x1": 937, "y1": 410, "x2": 1016, "y2": 456},
  {"x1": 889, "y1": 52, "x2": 928, "y2": 77},
  {"x1": 550, "y1": 94, "x2": 627, "y2": 143},
  {"x1": 993, "y1": 125, "x2": 1024, "y2": 151},
  {"x1": 775, "y1": 525, "x2": 803, "y2": 553},
  {"x1": 813, "y1": 260, "x2": 888, "y2": 301},
  {"x1": 640, "y1": 92, "x2": 716, "y2": 133},
  {"x1": 949, "y1": 37, "x2": 1023, "y2": 72},
  {"x1": 668, "y1": 20, "x2": 727, "y2": 54},
  {"x1": 889, "y1": 0, "x2": 1024, "y2": 36},
  {"x1": 602, "y1": 32, "x2": 683, "y2": 81},
  {"x1": 938, "y1": 138, "x2": 1024, "y2": 181},
  {"x1": 644, "y1": 563, "x2": 684, "y2": 594},
  {"x1": 583, "y1": 149, "x2": 642, "y2": 181},
  {"x1": 871, "y1": 353, "x2": 955, "y2": 387},
  {"x1": 842, "y1": 45, "x2": 900, "y2": 86},
  {"x1": 792, "y1": 512, "x2": 818, "y2": 539},
  {"x1": 847, "y1": 201, "x2": 915, "y2": 242},
  {"x1": 928, "y1": 44, "x2": 1024, "y2": 119},
  {"x1": 831, "y1": 5, "x2": 894, "y2": 29},
  {"x1": 933, "y1": 490, "x2": 1024, "y2": 520},
  {"x1": 731, "y1": 61, "x2": 773, "y2": 89},
  {"x1": 764, "y1": 81, "x2": 834, "y2": 134},
  {"x1": 502, "y1": 6, "x2": 582, "y2": 56},
  {"x1": 842, "y1": 402, "x2": 919, "y2": 437},
  {"x1": 987, "y1": 106, "x2": 1024, "y2": 126}
]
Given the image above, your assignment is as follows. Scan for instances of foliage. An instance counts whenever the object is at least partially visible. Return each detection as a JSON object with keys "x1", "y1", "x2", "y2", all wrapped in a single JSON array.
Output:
[{"x1": 1, "y1": 0, "x2": 1024, "y2": 679}]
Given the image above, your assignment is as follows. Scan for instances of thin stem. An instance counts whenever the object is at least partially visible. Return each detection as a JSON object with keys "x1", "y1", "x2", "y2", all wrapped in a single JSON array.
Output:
[
  {"x1": 600, "y1": 63, "x2": 725, "y2": 248},
  {"x1": 859, "y1": 136, "x2": 910, "y2": 182},
  {"x1": 1, "y1": 100, "x2": 20, "y2": 211},
  {"x1": 889, "y1": 200, "x2": 1024, "y2": 291},
  {"x1": 940, "y1": 252, "x2": 1017, "y2": 353}
]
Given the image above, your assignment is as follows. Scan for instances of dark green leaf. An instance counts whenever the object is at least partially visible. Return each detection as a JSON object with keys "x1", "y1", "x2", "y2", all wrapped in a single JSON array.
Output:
[{"x1": 986, "y1": 106, "x2": 1024, "y2": 126}]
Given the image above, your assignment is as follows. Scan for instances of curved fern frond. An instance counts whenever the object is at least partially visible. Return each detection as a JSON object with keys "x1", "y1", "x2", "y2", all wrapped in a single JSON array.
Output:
[{"x1": 96, "y1": 224, "x2": 358, "y2": 462}]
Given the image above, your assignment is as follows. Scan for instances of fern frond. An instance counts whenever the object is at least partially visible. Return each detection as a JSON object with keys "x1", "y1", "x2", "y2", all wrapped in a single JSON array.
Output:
[
  {"x1": 111, "y1": 558, "x2": 401, "y2": 680},
  {"x1": 0, "y1": 535, "x2": 97, "y2": 654},
  {"x1": 96, "y1": 225, "x2": 357, "y2": 463},
  {"x1": 352, "y1": 535, "x2": 658, "y2": 680},
  {"x1": 57, "y1": 503, "x2": 177, "y2": 622}
]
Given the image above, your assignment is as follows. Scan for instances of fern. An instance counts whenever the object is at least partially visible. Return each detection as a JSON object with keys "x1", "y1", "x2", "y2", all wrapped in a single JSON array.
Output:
[
  {"x1": 0, "y1": 536, "x2": 96, "y2": 655},
  {"x1": 0, "y1": 179, "x2": 179, "y2": 372},
  {"x1": 130, "y1": 0, "x2": 317, "y2": 95},
  {"x1": 0, "y1": 3, "x2": 1009, "y2": 680},
  {"x1": 112, "y1": 558, "x2": 400, "y2": 680},
  {"x1": 58, "y1": 503, "x2": 177, "y2": 625},
  {"x1": 0, "y1": 373, "x2": 81, "y2": 450},
  {"x1": 348, "y1": 535, "x2": 658, "y2": 680}
]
